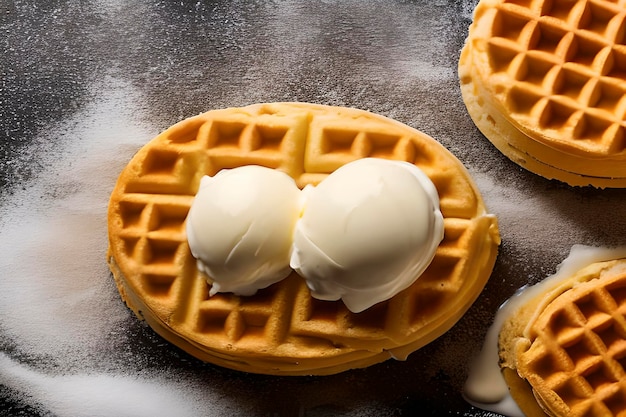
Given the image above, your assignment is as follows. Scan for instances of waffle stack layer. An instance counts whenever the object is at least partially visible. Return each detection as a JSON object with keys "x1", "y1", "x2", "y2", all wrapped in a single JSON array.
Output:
[
  {"x1": 499, "y1": 258, "x2": 626, "y2": 417},
  {"x1": 107, "y1": 102, "x2": 500, "y2": 375},
  {"x1": 460, "y1": 0, "x2": 626, "y2": 188}
]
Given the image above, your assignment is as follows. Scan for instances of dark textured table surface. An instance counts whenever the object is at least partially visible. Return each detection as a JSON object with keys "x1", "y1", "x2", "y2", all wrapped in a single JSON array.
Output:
[{"x1": 2, "y1": 1, "x2": 626, "y2": 416}]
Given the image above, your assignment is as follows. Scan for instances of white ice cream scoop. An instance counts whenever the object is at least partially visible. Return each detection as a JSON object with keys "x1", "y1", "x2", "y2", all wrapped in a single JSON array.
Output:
[
  {"x1": 290, "y1": 158, "x2": 444, "y2": 313},
  {"x1": 186, "y1": 165, "x2": 302, "y2": 296}
]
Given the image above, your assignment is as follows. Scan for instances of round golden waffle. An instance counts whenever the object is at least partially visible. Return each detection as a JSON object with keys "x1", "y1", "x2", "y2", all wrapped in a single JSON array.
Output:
[
  {"x1": 107, "y1": 102, "x2": 500, "y2": 375},
  {"x1": 499, "y1": 258, "x2": 626, "y2": 417},
  {"x1": 460, "y1": 0, "x2": 626, "y2": 188}
]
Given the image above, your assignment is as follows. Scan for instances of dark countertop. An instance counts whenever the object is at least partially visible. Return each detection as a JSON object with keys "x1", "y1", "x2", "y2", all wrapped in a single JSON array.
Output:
[{"x1": 2, "y1": 1, "x2": 626, "y2": 416}]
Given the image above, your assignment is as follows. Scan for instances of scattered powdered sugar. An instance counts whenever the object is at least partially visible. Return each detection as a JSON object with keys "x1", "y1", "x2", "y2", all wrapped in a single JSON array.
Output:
[
  {"x1": 459, "y1": 0, "x2": 478, "y2": 21},
  {"x1": 473, "y1": 170, "x2": 626, "y2": 267},
  {"x1": 473, "y1": 172, "x2": 571, "y2": 253},
  {"x1": 0, "y1": 78, "x2": 242, "y2": 416},
  {"x1": 0, "y1": 77, "x2": 149, "y2": 363},
  {"x1": 0, "y1": 352, "x2": 203, "y2": 417}
]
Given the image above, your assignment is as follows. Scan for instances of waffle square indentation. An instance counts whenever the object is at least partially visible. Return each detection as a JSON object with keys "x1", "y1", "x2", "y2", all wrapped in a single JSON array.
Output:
[
  {"x1": 146, "y1": 203, "x2": 189, "y2": 234},
  {"x1": 532, "y1": 21, "x2": 570, "y2": 54},
  {"x1": 118, "y1": 200, "x2": 146, "y2": 230},
  {"x1": 507, "y1": 85, "x2": 544, "y2": 114},
  {"x1": 143, "y1": 238, "x2": 183, "y2": 266},
  {"x1": 487, "y1": 41, "x2": 520, "y2": 73},
  {"x1": 553, "y1": 67, "x2": 593, "y2": 102},
  {"x1": 537, "y1": 98, "x2": 579, "y2": 130},
  {"x1": 541, "y1": 0, "x2": 579, "y2": 22},
  {"x1": 492, "y1": 6, "x2": 535, "y2": 43},
  {"x1": 604, "y1": 386, "x2": 626, "y2": 416},
  {"x1": 568, "y1": 34, "x2": 607, "y2": 67},
  {"x1": 344, "y1": 302, "x2": 389, "y2": 331},
  {"x1": 565, "y1": 339, "x2": 603, "y2": 374},
  {"x1": 165, "y1": 118, "x2": 206, "y2": 144},
  {"x1": 578, "y1": 1, "x2": 622, "y2": 37},
  {"x1": 141, "y1": 273, "x2": 178, "y2": 296},
  {"x1": 249, "y1": 125, "x2": 289, "y2": 151},
  {"x1": 548, "y1": 307, "x2": 586, "y2": 344},
  {"x1": 584, "y1": 362, "x2": 620, "y2": 393},
  {"x1": 197, "y1": 305, "x2": 230, "y2": 335},
  {"x1": 364, "y1": 131, "x2": 404, "y2": 158},
  {"x1": 207, "y1": 120, "x2": 247, "y2": 148},
  {"x1": 514, "y1": 53, "x2": 557, "y2": 85},
  {"x1": 528, "y1": 347, "x2": 571, "y2": 379},
  {"x1": 596, "y1": 323, "x2": 626, "y2": 355},
  {"x1": 576, "y1": 291, "x2": 614, "y2": 326},
  {"x1": 552, "y1": 376, "x2": 594, "y2": 407},
  {"x1": 319, "y1": 128, "x2": 360, "y2": 155},
  {"x1": 142, "y1": 149, "x2": 181, "y2": 176}
]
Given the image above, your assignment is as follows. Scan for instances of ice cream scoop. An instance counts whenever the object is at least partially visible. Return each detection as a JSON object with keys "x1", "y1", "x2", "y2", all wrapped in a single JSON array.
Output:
[
  {"x1": 290, "y1": 158, "x2": 444, "y2": 313},
  {"x1": 185, "y1": 165, "x2": 302, "y2": 296}
]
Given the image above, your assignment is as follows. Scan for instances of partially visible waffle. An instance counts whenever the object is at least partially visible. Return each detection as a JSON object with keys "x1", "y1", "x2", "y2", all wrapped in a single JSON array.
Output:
[
  {"x1": 499, "y1": 258, "x2": 626, "y2": 417},
  {"x1": 107, "y1": 102, "x2": 500, "y2": 375},
  {"x1": 460, "y1": 0, "x2": 626, "y2": 187}
]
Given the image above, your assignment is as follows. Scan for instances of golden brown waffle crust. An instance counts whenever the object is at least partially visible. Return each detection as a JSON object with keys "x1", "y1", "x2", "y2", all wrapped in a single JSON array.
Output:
[
  {"x1": 460, "y1": 0, "x2": 626, "y2": 188},
  {"x1": 498, "y1": 258, "x2": 626, "y2": 417},
  {"x1": 107, "y1": 102, "x2": 500, "y2": 375}
]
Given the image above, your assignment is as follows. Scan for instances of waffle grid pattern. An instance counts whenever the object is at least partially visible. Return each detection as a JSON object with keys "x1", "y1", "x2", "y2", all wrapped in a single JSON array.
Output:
[
  {"x1": 478, "y1": 0, "x2": 626, "y2": 155},
  {"x1": 519, "y1": 271, "x2": 626, "y2": 416},
  {"x1": 108, "y1": 103, "x2": 499, "y2": 372}
]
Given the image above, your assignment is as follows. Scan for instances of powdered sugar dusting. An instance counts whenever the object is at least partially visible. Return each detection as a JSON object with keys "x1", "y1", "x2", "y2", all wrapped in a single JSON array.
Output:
[
  {"x1": 0, "y1": 353, "x2": 206, "y2": 417},
  {"x1": 473, "y1": 170, "x2": 626, "y2": 265},
  {"x1": 0, "y1": 79, "x2": 229, "y2": 415},
  {"x1": 0, "y1": 78, "x2": 146, "y2": 362}
]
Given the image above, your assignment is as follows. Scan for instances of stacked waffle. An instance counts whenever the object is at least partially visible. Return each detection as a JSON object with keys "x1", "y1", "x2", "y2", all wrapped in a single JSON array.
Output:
[
  {"x1": 460, "y1": 0, "x2": 626, "y2": 187},
  {"x1": 107, "y1": 102, "x2": 500, "y2": 375}
]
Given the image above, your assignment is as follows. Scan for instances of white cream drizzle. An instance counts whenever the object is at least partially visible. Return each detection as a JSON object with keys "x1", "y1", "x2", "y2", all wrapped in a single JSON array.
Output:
[{"x1": 464, "y1": 245, "x2": 626, "y2": 416}]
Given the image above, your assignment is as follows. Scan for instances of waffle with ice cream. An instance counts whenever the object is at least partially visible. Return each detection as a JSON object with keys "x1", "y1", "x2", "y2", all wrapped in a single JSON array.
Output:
[
  {"x1": 498, "y1": 254, "x2": 626, "y2": 417},
  {"x1": 107, "y1": 102, "x2": 500, "y2": 375},
  {"x1": 459, "y1": 0, "x2": 626, "y2": 187}
]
